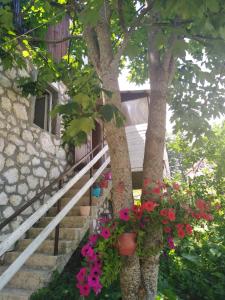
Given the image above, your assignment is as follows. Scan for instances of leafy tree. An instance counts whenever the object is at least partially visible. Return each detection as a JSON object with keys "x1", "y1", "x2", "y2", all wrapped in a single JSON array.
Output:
[{"x1": 1, "y1": 1, "x2": 225, "y2": 299}]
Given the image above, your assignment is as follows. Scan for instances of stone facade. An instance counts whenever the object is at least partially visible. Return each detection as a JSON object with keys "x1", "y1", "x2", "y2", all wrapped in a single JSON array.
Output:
[{"x1": 0, "y1": 66, "x2": 69, "y2": 242}]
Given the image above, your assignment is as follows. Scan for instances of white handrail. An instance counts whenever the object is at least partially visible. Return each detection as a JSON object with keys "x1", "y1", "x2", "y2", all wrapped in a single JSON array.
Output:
[
  {"x1": 0, "y1": 157, "x2": 110, "y2": 291},
  {"x1": 0, "y1": 145, "x2": 109, "y2": 257}
]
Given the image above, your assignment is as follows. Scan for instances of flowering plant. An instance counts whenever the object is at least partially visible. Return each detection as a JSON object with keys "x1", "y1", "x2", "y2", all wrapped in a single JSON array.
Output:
[{"x1": 76, "y1": 179, "x2": 216, "y2": 297}]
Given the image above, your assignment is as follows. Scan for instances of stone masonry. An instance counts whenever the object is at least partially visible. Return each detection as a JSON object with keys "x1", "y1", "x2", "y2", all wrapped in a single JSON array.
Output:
[{"x1": 0, "y1": 65, "x2": 69, "y2": 242}]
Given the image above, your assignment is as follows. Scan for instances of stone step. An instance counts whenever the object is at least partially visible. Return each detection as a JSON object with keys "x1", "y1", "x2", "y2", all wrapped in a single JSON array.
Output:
[
  {"x1": 16, "y1": 239, "x2": 76, "y2": 255},
  {"x1": 64, "y1": 188, "x2": 90, "y2": 198},
  {"x1": 59, "y1": 195, "x2": 91, "y2": 207},
  {"x1": 47, "y1": 205, "x2": 80, "y2": 217},
  {"x1": 3, "y1": 252, "x2": 58, "y2": 270},
  {"x1": 0, "y1": 288, "x2": 34, "y2": 300},
  {"x1": 27, "y1": 226, "x2": 86, "y2": 241},
  {"x1": 36, "y1": 216, "x2": 89, "y2": 229},
  {"x1": 0, "y1": 266, "x2": 51, "y2": 290}
]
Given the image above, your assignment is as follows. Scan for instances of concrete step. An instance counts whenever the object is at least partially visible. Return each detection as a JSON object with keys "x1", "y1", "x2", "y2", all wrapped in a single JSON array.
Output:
[
  {"x1": 36, "y1": 216, "x2": 89, "y2": 229},
  {"x1": 27, "y1": 226, "x2": 86, "y2": 241},
  {"x1": 16, "y1": 239, "x2": 76, "y2": 255},
  {"x1": 3, "y1": 252, "x2": 58, "y2": 270},
  {"x1": 0, "y1": 288, "x2": 34, "y2": 300},
  {"x1": 0, "y1": 266, "x2": 51, "y2": 290}
]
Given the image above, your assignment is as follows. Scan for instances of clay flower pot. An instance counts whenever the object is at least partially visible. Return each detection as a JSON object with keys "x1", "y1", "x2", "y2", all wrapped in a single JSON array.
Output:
[
  {"x1": 117, "y1": 233, "x2": 137, "y2": 256},
  {"x1": 80, "y1": 206, "x2": 91, "y2": 216}
]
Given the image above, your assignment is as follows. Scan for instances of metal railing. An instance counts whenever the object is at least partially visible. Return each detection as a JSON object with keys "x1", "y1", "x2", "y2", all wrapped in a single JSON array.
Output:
[{"x1": 0, "y1": 143, "x2": 110, "y2": 291}]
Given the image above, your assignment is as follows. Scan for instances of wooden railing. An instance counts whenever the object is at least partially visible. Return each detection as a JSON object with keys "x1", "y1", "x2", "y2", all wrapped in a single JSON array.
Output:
[{"x1": 0, "y1": 144, "x2": 110, "y2": 291}]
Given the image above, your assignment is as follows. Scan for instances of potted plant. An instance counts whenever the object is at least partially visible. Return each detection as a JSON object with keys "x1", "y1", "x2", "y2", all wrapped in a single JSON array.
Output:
[
  {"x1": 76, "y1": 179, "x2": 216, "y2": 297},
  {"x1": 91, "y1": 184, "x2": 101, "y2": 197}
]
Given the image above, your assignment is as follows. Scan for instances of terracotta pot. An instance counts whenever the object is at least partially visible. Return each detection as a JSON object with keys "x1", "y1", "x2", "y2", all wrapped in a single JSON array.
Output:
[
  {"x1": 117, "y1": 233, "x2": 137, "y2": 256},
  {"x1": 80, "y1": 206, "x2": 91, "y2": 216}
]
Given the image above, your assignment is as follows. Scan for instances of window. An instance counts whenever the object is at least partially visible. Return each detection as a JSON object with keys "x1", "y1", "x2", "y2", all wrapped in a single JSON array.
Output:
[{"x1": 33, "y1": 88, "x2": 58, "y2": 135}]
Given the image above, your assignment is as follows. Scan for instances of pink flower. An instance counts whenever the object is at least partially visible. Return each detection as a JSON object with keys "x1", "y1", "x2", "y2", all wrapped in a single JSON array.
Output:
[
  {"x1": 90, "y1": 266, "x2": 102, "y2": 277},
  {"x1": 93, "y1": 281, "x2": 102, "y2": 295},
  {"x1": 168, "y1": 236, "x2": 175, "y2": 249},
  {"x1": 77, "y1": 283, "x2": 90, "y2": 297},
  {"x1": 100, "y1": 227, "x2": 111, "y2": 239},
  {"x1": 81, "y1": 243, "x2": 91, "y2": 257},
  {"x1": 76, "y1": 267, "x2": 87, "y2": 282},
  {"x1": 87, "y1": 274, "x2": 100, "y2": 288},
  {"x1": 119, "y1": 208, "x2": 130, "y2": 221},
  {"x1": 89, "y1": 234, "x2": 99, "y2": 245}
]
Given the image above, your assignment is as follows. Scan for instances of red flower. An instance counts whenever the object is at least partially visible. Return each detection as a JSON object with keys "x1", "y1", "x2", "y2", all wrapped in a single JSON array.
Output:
[
  {"x1": 142, "y1": 201, "x2": 158, "y2": 212},
  {"x1": 185, "y1": 224, "x2": 193, "y2": 235},
  {"x1": 152, "y1": 186, "x2": 161, "y2": 194},
  {"x1": 177, "y1": 229, "x2": 185, "y2": 238},
  {"x1": 196, "y1": 199, "x2": 207, "y2": 211},
  {"x1": 132, "y1": 205, "x2": 143, "y2": 219},
  {"x1": 161, "y1": 219, "x2": 168, "y2": 224},
  {"x1": 143, "y1": 178, "x2": 151, "y2": 186},
  {"x1": 160, "y1": 209, "x2": 168, "y2": 217},
  {"x1": 167, "y1": 209, "x2": 176, "y2": 221},
  {"x1": 119, "y1": 208, "x2": 130, "y2": 221},
  {"x1": 164, "y1": 226, "x2": 171, "y2": 233}
]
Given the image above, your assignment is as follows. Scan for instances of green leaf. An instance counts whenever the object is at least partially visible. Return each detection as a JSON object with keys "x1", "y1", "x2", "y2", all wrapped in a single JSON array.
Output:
[
  {"x1": 67, "y1": 117, "x2": 95, "y2": 137},
  {"x1": 206, "y1": 0, "x2": 219, "y2": 13},
  {"x1": 22, "y1": 50, "x2": 30, "y2": 58},
  {"x1": 99, "y1": 104, "x2": 117, "y2": 122},
  {"x1": 73, "y1": 93, "x2": 90, "y2": 109}
]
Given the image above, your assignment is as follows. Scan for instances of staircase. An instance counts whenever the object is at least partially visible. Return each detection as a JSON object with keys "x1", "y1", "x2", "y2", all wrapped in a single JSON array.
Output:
[{"x1": 0, "y1": 145, "x2": 111, "y2": 300}]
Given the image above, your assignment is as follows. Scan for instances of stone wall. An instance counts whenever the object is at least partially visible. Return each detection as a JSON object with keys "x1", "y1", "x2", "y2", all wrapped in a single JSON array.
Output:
[{"x1": 0, "y1": 66, "x2": 69, "y2": 242}]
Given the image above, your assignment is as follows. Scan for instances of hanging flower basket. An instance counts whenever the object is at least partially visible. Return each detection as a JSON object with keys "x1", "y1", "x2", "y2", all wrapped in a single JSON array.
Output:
[{"x1": 117, "y1": 232, "x2": 137, "y2": 256}]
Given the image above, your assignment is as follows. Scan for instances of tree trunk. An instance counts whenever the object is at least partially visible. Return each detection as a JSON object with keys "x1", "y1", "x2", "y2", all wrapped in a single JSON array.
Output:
[
  {"x1": 100, "y1": 70, "x2": 133, "y2": 212},
  {"x1": 139, "y1": 28, "x2": 169, "y2": 299}
]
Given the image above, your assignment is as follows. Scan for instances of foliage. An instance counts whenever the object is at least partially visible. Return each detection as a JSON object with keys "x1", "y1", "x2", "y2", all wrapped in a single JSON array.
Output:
[
  {"x1": 76, "y1": 179, "x2": 216, "y2": 297},
  {"x1": 159, "y1": 174, "x2": 225, "y2": 300},
  {"x1": 167, "y1": 123, "x2": 225, "y2": 188}
]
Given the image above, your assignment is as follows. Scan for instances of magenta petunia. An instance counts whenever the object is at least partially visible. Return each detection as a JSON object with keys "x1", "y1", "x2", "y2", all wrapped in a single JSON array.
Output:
[
  {"x1": 76, "y1": 267, "x2": 87, "y2": 282},
  {"x1": 89, "y1": 234, "x2": 99, "y2": 245},
  {"x1": 100, "y1": 227, "x2": 111, "y2": 239},
  {"x1": 93, "y1": 281, "x2": 102, "y2": 295},
  {"x1": 81, "y1": 243, "x2": 91, "y2": 257},
  {"x1": 77, "y1": 283, "x2": 90, "y2": 297},
  {"x1": 167, "y1": 236, "x2": 175, "y2": 249},
  {"x1": 119, "y1": 208, "x2": 130, "y2": 221},
  {"x1": 90, "y1": 266, "x2": 102, "y2": 277},
  {"x1": 87, "y1": 274, "x2": 100, "y2": 288}
]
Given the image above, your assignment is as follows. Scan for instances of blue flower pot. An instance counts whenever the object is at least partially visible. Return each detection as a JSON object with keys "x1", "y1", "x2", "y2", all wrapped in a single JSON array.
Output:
[{"x1": 92, "y1": 186, "x2": 101, "y2": 197}]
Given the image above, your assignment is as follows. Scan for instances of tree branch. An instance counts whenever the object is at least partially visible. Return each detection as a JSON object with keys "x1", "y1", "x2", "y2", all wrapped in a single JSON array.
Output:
[
  {"x1": 83, "y1": 26, "x2": 100, "y2": 71},
  {"x1": 162, "y1": 33, "x2": 177, "y2": 71},
  {"x1": 111, "y1": 1, "x2": 155, "y2": 68},
  {"x1": 117, "y1": 0, "x2": 127, "y2": 33},
  {"x1": 27, "y1": 34, "x2": 82, "y2": 44}
]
